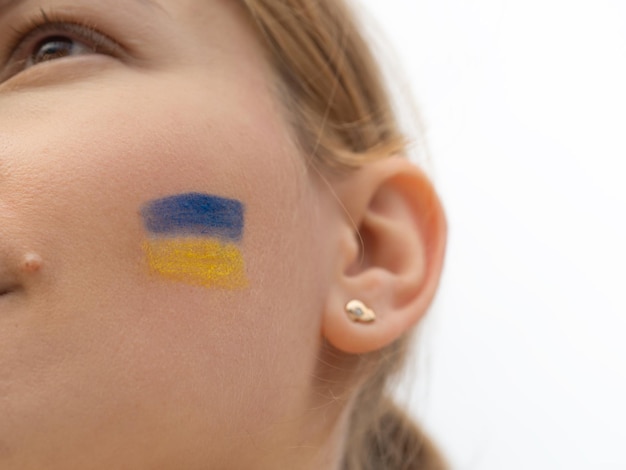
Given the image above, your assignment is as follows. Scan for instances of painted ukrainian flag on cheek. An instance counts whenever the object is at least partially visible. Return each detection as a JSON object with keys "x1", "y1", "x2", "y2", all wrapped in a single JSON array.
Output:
[{"x1": 141, "y1": 193, "x2": 247, "y2": 289}]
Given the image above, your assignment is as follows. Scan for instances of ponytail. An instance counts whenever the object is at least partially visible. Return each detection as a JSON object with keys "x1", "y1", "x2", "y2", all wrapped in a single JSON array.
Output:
[{"x1": 343, "y1": 397, "x2": 449, "y2": 470}]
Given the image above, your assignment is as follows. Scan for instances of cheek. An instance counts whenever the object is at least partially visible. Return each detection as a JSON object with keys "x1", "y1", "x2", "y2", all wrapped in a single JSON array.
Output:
[
  {"x1": 1, "y1": 77, "x2": 330, "y2": 450},
  {"x1": 8, "y1": 77, "x2": 307, "y2": 294}
]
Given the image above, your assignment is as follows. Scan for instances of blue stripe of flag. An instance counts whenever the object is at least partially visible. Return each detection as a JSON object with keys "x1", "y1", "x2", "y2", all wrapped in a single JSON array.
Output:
[{"x1": 141, "y1": 193, "x2": 244, "y2": 241}]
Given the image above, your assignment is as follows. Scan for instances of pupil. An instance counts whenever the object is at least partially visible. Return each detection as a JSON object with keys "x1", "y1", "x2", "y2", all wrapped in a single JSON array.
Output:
[{"x1": 33, "y1": 37, "x2": 74, "y2": 64}]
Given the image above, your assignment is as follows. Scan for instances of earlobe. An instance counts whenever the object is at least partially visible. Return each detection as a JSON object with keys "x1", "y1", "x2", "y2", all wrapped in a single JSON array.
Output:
[{"x1": 322, "y1": 157, "x2": 447, "y2": 354}]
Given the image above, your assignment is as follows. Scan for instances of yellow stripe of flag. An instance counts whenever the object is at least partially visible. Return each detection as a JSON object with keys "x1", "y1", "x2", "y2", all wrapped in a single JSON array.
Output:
[{"x1": 143, "y1": 238, "x2": 247, "y2": 289}]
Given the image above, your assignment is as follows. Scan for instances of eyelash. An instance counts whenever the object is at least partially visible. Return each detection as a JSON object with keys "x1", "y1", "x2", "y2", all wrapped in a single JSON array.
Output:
[{"x1": 3, "y1": 9, "x2": 120, "y2": 75}]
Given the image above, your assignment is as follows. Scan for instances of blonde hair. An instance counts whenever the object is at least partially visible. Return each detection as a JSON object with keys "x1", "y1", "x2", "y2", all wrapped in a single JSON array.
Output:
[{"x1": 240, "y1": 0, "x2": 448, "y2": 468}]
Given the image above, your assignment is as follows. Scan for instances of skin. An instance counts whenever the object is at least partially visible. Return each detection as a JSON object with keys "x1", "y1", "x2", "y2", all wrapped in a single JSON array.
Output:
[
  {"x1": 0, "y1": 0, "x2": 341, "y2": 467},
  {"x1": 0, "y1": 0, "x2": 448, "y2": 468}
]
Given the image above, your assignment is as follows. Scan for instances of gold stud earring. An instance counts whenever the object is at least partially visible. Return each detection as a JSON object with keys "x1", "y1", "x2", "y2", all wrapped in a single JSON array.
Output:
[{"x1": 345, "y1": 300, "x2": 376, "y2": 323}]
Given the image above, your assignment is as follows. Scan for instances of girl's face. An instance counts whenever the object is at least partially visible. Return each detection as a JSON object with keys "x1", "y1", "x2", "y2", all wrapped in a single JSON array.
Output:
[{"x1": 0, "y1": 0, "x2": 338, "y2": 467}]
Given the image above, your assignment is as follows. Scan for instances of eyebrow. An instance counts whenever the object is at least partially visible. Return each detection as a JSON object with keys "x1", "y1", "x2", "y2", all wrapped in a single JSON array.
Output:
[
  {"x1": 0, "y1": 0, "x2": 19, "y2": 14},
  {"x1": 0, "y1": 0, "x2": 166, "y2": 16}
]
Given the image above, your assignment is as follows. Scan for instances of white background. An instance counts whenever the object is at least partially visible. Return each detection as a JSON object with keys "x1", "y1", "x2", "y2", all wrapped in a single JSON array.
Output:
[{"x1": 355, "y1": 0, "x2": 626, "y2": 468}]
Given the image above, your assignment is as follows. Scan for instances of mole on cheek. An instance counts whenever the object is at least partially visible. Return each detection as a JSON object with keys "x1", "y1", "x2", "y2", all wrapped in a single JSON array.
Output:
[{"x1": 21, "y1": 252, "x2": 43, "y2": 274}]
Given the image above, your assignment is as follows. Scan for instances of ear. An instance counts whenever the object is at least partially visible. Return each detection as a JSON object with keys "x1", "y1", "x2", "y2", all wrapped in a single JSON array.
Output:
[{"x1": 322, "y1": 156, "x2": 447, "y2": 354}]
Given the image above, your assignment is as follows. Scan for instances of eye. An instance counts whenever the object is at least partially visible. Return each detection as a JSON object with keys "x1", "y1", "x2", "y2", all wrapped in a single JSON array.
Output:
[
  {"x1": 28, "y1": 35, "x2": 95, "y2": 67},
  {"x1": 1, "y1": 14, "x2": 121, "y2": 83}
]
